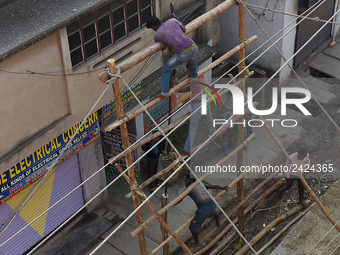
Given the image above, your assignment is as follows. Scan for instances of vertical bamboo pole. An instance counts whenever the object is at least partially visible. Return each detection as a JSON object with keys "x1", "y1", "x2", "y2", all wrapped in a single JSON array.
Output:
[
  {"x1": 114, "y1": 164, "x2": 193, "y2": 255},
  {"x1": 107, "y1": 59, "x2": 148, "y2": 255},
  {"x1": 161, "y1": 194, "x2": 169, "y2": 255},
  {"x1": 237, "y1": 0, "x2": 246, "y2": 235}
]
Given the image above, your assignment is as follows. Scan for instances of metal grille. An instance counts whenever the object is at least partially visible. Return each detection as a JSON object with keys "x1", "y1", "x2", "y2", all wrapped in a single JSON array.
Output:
[
  {"x1": 105, "y1": 162, "x2": 141, "y2": 202},
  {"x1": 293, "y1": 0, "x2": 336, "y2": 68}
]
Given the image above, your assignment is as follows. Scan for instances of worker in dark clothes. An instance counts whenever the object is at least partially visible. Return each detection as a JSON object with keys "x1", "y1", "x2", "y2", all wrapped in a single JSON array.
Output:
[
  {"x1": 179, "y1": 174, "x2": 228, "y2": 248},
  {"x1": 146, "y1": 15, "x2": 198, "y2": 99},
  {"x1": 142, "y1": 134, "x2": 166, "y2": 194}
]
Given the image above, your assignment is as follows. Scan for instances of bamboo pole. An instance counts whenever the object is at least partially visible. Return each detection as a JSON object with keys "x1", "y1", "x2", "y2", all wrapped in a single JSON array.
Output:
[
  {"x1": 195, "y1": 179, "x2": 285, "y2": 255},
  {"x1": 257, "y1": 114, "x2": 340, "y2": 232},
  {"x1": 151, "y1": 170, "x2": 250, "y2": 254},
  {"x1": 110, "y1": 113, "x2": 189, "y2": 168},
  {"x1": 209, "y1": 175, "x2": 278, "y2": 255},
  {"x1": 97, "y1": 0, "x2": 237, "y2": 81},
  {"x1": 125, "y1": 157, "x2": 181, "y2": 199},
  {"x1": 235, "y1": 201, "x2": 310, "y2": 255},
  {"x1": 108, "y1": 60, "x2": 148, "y2": 255},
  {"x1": 105, "y1": 35, "x2": 258, "y2": 132},
  {"x1": 257, "y1": 204, "x2": 312, "y2": 254},
  {"x1": 237, "y1": 0, "x2": 246, "y2": 236},
  {"x1": 161, "y1": 194, "x2": 169, "y2": 255},
  {"x1": 131, "y1": 171, "x2": 212, "y2": 237},
  {"x1": 115, "y1": 164, "x2": 193, "y2": 255},
  {"x1": 201, "y1": 172, "x2": 278, "y2": 253}
]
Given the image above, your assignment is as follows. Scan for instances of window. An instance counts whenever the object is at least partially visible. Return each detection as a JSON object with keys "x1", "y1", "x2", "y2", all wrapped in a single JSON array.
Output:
[{"x1": 67, "y1": 0, "x2": 153, "y2": 67}]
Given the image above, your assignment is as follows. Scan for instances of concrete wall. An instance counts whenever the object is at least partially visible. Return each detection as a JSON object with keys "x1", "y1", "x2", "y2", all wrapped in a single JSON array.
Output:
[
  {"x1": 217, "y1": 0, "x2": 298, "y2": 82},
  {"x1": 78, "y1": 137, "x2": 107, "y2": 213}
]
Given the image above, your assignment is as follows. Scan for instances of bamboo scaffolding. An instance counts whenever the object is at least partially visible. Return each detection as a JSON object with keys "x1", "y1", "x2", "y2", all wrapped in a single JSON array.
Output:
[
  {"x1": 125, "y1": 157, "x2": 181, "y2": 199},
  {"x1": 235, "y1": 201, "x2": 311, "y2": 255},
  {"x1": 203, "y1": 172, "x2": 278, "y2": 255},
  {"x1": 97, "y1": 0, "x2": 237, "y2": 82},
  {"x1": 107, "y1": 60, "x2": 148, "y2": 255},
  {"x1": 131, "y1": 172, "x2": 212, "y2": 236},
  {"x1": 105, "y1": 35, "x2": 258, "y2": 132},
  {"x1": 195, "y1": 179, "x2": 286, "y2": 255},
  {"x1": 257, "y1": 204, "x2": 313, "y2": 254},
  {"x1": 110, "y1": 112, "x2": 189, "y2": 168},
  {"x1": 151, "y1": 169, "x2": 251, "y2": 254},
  {"x1": 114, "y1": 164, "x2": 193, "y2": 254},
  {"x1": 161, "y1": 194, "x2": 169, "y2": 255},
  {"x1": 210, "y1": 231, "x2": 238, "y2": 255},
  {"x1": 237, "y1": 0, "x2": 246, "y2": 236},
  {"x1": 127, "y1": 99, "x2": 256, "y2": 200},
  {"x1": 256, "y1": 114, "x2": 340, "y2": 232}
]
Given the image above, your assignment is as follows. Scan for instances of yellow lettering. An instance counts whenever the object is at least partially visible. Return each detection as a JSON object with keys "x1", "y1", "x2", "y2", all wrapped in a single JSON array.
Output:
[
  {"x1": 51, "y1": 140, "x2": 57, "y2": 151},
  {"x1": 25, "y1": 157, "x2": 32, "y2": 168},
  {"x1": 36, "y1": 148, "x2": 43, "y2": 161},
  {"x1": 9, "y1": 168, "x2": 16, "y2": 179},
  {"x1": 84, "y1": 119, "x2": 89, "y2": 129},
  {"x1": 88, "y1": 114, "x2": 93, "y2": 126},
  {"x1": 93, "y1": 112, "x2": 98, "y2": 121},
  {"x1": 62, "y1": 133, "x2": 68, "y2": 143},
  {"x1": 31, "y1": 153, "x2": 36, "y2": 164},
  {"x1": 1, "y1": 173, "x2": 7, "y2": 184},
  {"x1": 80, "y1": 124, "x2": 84, "y2": 132},
  {"x1": 55, "y1": 138, "x2": 62, "y2": 148},
  {"x1": 68, "y1": 129, "x2": 73, "y2": 140},
  {"x1": 41, "y1": 146, "x2": 46, "y2": 158},
  {"x1": 73, "y1": 125, "x2": 78, "y2": 135},
  {"x1": 14, "y1": 164, "x2": 21, "y2": 175},
  {"x1": 45, "y1": 143, "x2": 51, "y2": 155},
  {"x1": 20, "y1": 160, "x2": 26, "y2": 172}
]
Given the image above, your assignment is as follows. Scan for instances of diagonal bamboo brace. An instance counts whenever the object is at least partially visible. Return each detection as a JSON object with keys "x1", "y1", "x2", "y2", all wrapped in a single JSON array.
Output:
[
  {"x1": 105, "y1": 35, "x2": 258, "y2": 132},
  {"x1": 256, "y1": 114, "x2": 340, "y2": 232},
  {"x1": 131, "y1": 171, "x2": 212, "y2": 237},
  {"x1": 151, "y1": 133, "x2": 256, "y2": 254},
  {"x1": 115, "y1": 164, "x2": 193, "y2": 255}
]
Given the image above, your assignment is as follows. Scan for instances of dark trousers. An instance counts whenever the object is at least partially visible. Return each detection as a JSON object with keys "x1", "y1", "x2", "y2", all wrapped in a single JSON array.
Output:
[
  {"x1": 279, "y1": 178, "x2": 305, "y2": 202},
  {"x1": 147, "y1": 158, "x2": 160, "y2": 189}
]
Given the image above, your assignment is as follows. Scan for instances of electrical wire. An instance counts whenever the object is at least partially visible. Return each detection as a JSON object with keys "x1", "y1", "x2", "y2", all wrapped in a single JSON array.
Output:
[
  {"x1": 89, "y1": 68, "x2": 260, "y2": 255},
  {"x1": 0, "y1": 0, "x2": 330, "y2": 251}
]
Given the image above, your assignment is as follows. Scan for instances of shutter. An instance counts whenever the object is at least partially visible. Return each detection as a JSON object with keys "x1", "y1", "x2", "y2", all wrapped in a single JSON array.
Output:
[
  {"x1": 0, "y1": 154, "x2": 84, "y2": 255},
  {"x1": 294, "y1": 0, "x2": 336, "y2": 68}
]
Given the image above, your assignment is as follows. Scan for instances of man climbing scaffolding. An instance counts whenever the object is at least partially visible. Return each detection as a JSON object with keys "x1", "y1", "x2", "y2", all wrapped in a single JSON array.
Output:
[
  {"x1": 177, "y1": 174, "x2": 228, "y2": 248},
  {"x1": 146, "y1": 14, "x2": 198, "y2": 99}
]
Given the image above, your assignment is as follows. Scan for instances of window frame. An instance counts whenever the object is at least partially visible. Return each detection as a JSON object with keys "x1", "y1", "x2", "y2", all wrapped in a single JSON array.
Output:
[{"x1": 67, "y1": 0, "x2": 154, "y2": 68}]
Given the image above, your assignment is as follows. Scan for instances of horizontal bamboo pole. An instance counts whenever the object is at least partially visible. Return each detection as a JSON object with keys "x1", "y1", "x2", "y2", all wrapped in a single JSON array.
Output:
[
  {"x1": 110, "y1": 112, "x2": 189, "y2": 166},
  {"x1": 97, "y1": 0, "x2": 237, "y2": 80},
  {"x1": 131, "y1": 171, "x2": 211, "y2": 236},
  {"x1": 125, "y1": 157, "x2": 181, "y2": 199},
  {"x1": 235, "y1": 201, "x2": 311, "y2": 255},
  {"x1": 151, "y1": 170, "x2": 250, "y2": 254},
  {"x1": 105, "y1": 35, "x2": 258, "y2": 132},
  {"x1": 257, "y1": 114, "x2": 340, "y2": 232},
  {"x1": 115, "y1": 164, "x2": 193, "y2": 255},
  {"x1": 195, "y1": 179, "x2": 286, "y2": 255},
  {"x1": 257, "y1": 204, "x2": 313, "y2": 254}
]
